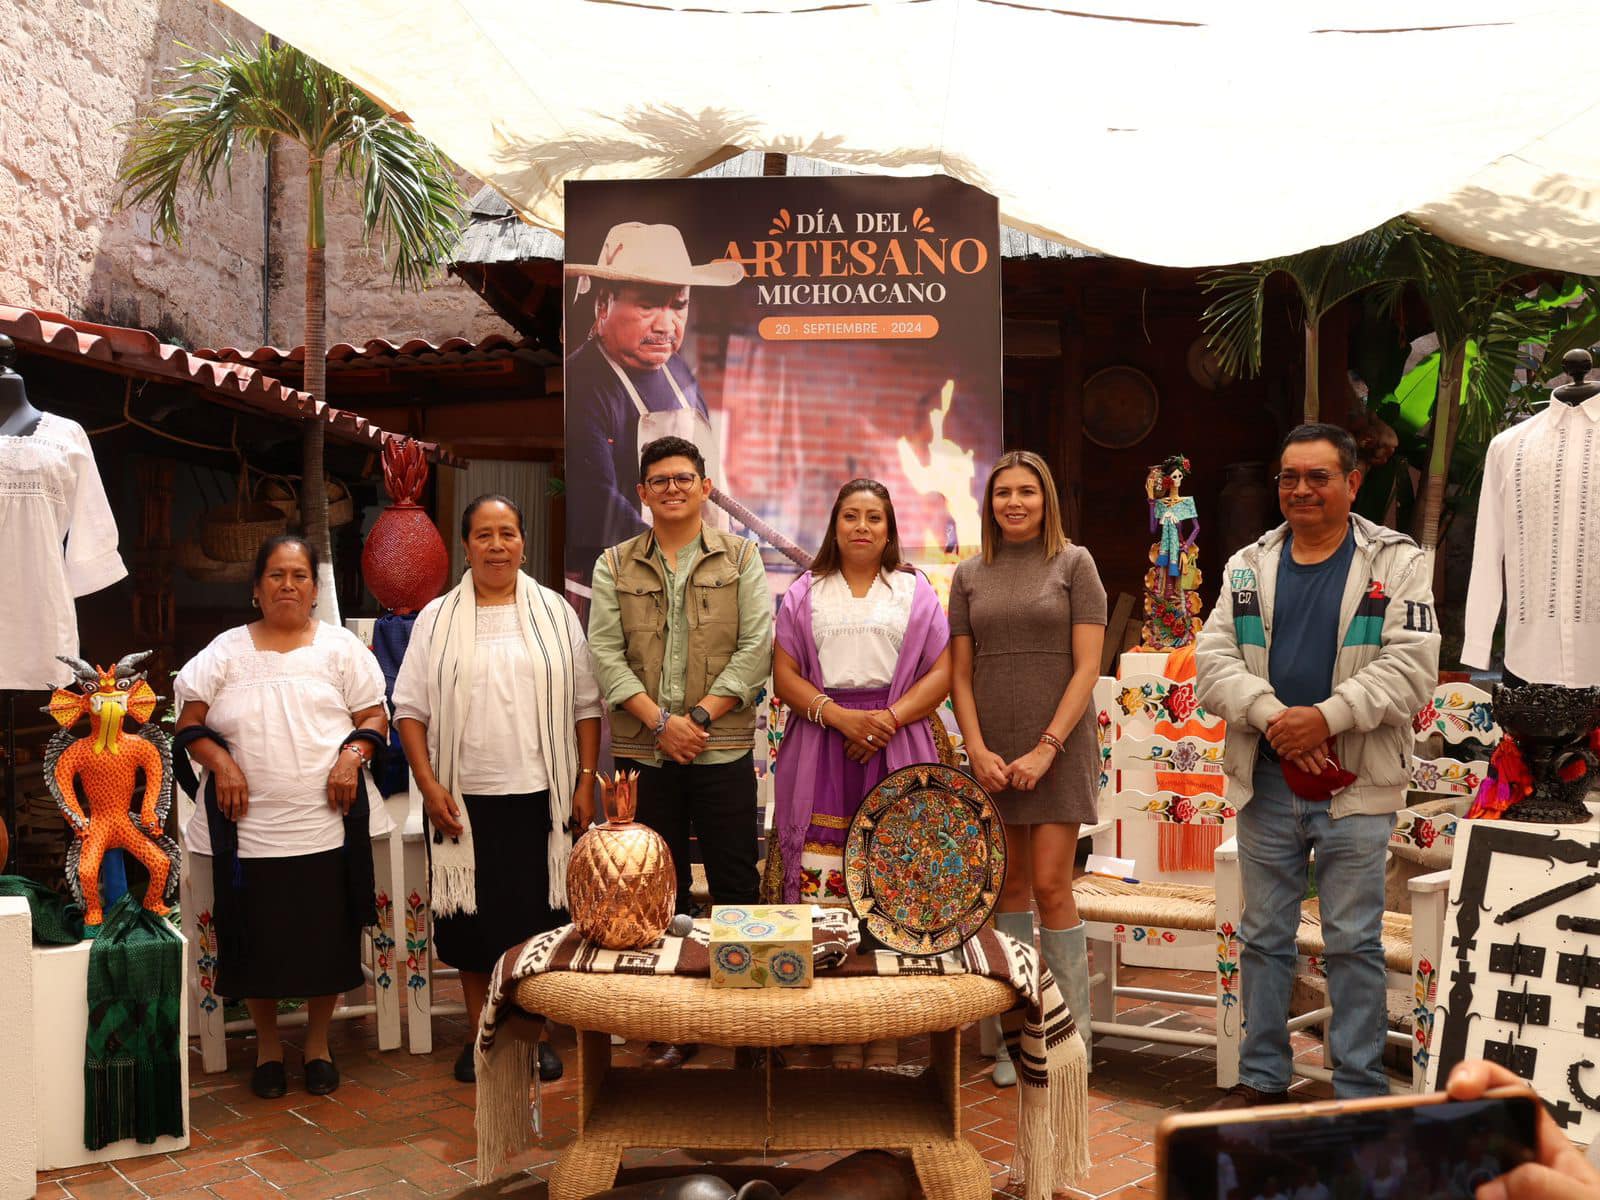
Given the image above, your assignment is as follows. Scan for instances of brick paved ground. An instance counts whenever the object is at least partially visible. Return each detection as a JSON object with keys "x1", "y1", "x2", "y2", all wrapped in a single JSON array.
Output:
[{"x1": 38, "y1": 967, "x2": 1344, "y2": 1200}]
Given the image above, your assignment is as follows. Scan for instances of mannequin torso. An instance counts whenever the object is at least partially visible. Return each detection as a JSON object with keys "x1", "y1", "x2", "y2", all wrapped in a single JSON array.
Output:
[
  {"x1": 0, "y1": 336, "x2": 42, "y2": 438},
  {"x1": 1551, "y1": 347, "x2": 1600, "y2": 407}
]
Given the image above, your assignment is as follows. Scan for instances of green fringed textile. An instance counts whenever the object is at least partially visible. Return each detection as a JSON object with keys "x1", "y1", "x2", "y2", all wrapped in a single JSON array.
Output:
[
  {"x1": 0, "y1": 875, "x2": 84, "y2": 944},
  {"x1": 84, "y1": 894, "x2": 184, "y2": 1150}
]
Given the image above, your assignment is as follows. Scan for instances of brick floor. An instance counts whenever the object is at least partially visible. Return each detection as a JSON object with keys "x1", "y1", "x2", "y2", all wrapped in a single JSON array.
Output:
[{"x1": 41, "y1": 966, "x2": 1349, "y2": 1200}]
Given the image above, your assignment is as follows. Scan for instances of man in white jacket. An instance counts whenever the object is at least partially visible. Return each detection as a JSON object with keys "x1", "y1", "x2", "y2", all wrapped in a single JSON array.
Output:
[{"x1": 1197, "y1": 423, "x2": 1440, "y2": 1105}]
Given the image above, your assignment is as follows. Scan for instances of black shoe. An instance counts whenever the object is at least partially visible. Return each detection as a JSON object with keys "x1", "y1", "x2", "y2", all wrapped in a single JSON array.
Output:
[
  {"x1": 454, "y1": 1041, "x2": 476, "y2": 1084},
  {"x1": 304, "y1": 1055, "x2": 340, "y2": 1095},
  {"x1": 251, "y1": 1059, "x2": 287, "y2": 1099},
  {"x1": 1208, "y1": 1083, "x2": 1292, "y2": 1111},
  {"x1": 537, "y1": 1041, "x2": 563, "y2": 1082}
]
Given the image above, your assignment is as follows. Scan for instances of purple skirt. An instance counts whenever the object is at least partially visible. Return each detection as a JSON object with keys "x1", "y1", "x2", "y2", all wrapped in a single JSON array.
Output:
[{"x1": 775, "y1": 685, "x2": 938, "y2": 903}]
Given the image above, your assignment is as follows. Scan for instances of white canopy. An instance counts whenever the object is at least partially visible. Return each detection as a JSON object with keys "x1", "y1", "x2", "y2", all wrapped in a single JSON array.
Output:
[{"x1": 219, "y1": 0, "x2": 1600, "y2": 270}]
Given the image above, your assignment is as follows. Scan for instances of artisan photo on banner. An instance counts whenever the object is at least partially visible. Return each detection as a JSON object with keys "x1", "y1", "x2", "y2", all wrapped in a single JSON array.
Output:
[{"x1": 561, "y1": 172, "x2": 1004, "y2": 611}]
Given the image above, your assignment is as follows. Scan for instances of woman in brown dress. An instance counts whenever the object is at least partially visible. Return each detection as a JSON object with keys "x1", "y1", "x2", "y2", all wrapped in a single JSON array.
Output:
[{"x1": 950, "y1": 450, "x2": 1106, "y2": 1084}]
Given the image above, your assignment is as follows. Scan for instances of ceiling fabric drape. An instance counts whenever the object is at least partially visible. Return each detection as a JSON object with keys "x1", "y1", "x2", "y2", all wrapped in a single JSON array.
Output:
[{"x1": 218, "y1": 0, "x2": 1600, "y2": 269}]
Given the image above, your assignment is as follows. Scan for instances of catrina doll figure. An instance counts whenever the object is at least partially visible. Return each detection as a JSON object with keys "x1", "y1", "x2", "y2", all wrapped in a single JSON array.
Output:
[{"x1": 1141, "y1": 454, "x2": 1204, "y2": 650}]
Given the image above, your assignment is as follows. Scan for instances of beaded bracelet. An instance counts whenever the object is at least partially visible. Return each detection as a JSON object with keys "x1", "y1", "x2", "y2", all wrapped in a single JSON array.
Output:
[
  {"x1": 1038, "y1": 731, "x2": 1066, "y2": 754},
  {"x1": 887, "y1": 704, "x2": 903, "y2": 730},
  {"x1": 810, "y1": 695, "x2": 834, "y2": 725}
]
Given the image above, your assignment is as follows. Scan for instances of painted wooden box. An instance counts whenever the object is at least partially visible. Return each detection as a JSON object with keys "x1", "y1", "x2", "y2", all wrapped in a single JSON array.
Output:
[{"x1": 709, "y1": 905, "x2": 813, "y2": 989}]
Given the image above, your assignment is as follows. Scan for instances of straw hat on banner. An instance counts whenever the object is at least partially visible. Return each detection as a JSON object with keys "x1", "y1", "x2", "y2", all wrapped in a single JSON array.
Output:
[{"x1": 567, "y1": 222, "x2": 746, "y2": 295}]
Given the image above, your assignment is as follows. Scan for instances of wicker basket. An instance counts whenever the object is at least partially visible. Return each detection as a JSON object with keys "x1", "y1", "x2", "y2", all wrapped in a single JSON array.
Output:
[
  {"x1": 177, "y1": 536, "x2": 255, "y2": 583},
  {"x1": 259, "y1": 478, "x2": 355, "y2": 529},
  {"x1": 201, "y1": 500, "x2": 286, "y2": 562},
  {"x1": 198, "y1": 469, "x2": 285, "y2": 562}
]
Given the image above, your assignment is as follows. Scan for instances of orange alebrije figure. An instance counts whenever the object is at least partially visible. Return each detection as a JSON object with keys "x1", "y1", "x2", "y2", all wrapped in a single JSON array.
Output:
[{"x1": 44, "y1": 651, "x2": 180, "y2": 935}]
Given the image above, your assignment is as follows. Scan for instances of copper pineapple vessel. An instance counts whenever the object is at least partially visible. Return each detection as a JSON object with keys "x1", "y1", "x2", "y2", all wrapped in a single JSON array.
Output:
[{"x1": 566, "y1": 770, "x2": 676, "y2": 949}]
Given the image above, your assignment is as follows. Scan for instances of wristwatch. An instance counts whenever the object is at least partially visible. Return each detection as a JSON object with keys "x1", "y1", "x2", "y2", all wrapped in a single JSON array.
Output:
[{"x1": 689, "y1": 705, "x2": 713, "y2": 731}]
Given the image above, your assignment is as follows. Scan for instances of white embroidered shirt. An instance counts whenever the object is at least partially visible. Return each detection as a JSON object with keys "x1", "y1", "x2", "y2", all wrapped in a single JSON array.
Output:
[
  {"x1": 1462, "y1": 393, "x2": 1600, "y2": 685},
  {"x1": 175, "y1": 624, "x2": 394, "y2": 857},
  {"x1": 0, "y1": 413, "x2": 127, "y2": 689},
  {"x1": 391, "y1": 598, "x2": 602, "y2": 796},
  {"x1": 810, "y1": 569, "x2": 916, "y2": 689}
]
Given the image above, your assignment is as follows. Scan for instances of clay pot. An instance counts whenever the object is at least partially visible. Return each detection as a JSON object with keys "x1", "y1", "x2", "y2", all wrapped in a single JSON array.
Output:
[
  {"x1": 0, "y1": 816, "x2": 8, "y2": 872},
  {"x1": 567, "y1": 770, "x2": 676, "y2": 949},
  {"x1": 361, "y1": 438, "x2": 449, "y2": 614}
]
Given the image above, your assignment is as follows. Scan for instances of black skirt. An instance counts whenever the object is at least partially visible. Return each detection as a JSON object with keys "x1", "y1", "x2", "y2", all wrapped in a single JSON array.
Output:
[
  {"x1": 433, "y1": 791, "x2": 564, "y2": 974},
  {"x1": 214, "y1": 847, "x2": 365, "y2": 1000}
]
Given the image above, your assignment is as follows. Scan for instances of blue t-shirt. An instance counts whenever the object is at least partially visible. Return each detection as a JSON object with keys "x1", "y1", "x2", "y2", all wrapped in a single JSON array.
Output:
[{"x1": 1268, "y1": 524, "x2": 1356, "y2": 709}]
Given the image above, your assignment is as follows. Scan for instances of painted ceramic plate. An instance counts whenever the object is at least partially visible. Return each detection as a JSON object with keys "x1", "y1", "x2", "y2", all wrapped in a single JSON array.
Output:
[{"x1": 845, "y1": 764, "x2": 1007, "y2": 955}]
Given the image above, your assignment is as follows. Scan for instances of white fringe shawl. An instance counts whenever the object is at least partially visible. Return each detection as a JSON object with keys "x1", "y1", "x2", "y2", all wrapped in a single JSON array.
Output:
[
  {"x1": 424, "y1": 571, "x2": 579, "y2": 914},
  {"x1": 1002, "y1": 964, "x2": 1092, "y2": 1198}
]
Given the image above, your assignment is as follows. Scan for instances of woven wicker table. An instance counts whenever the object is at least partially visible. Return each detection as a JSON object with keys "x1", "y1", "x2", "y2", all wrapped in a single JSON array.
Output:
[{"x1": 514, "y1": 971, "x2": 1018, "y2": 1200}]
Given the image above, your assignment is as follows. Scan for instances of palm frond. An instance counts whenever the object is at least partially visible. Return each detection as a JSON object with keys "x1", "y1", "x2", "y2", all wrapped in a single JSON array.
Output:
[
  {"x1": 1535, "y1": 280, "x2": 1600, "y2": 381},
  {"x1": 338, "y1": 115, "x2": 466, "y2": 287},
  {"x1": 1200, "y1": 268, "x2": 1273, "y2": 379},
  {"x1": 1199, "y1": 219, "x2": 1417, "y2": 382}
]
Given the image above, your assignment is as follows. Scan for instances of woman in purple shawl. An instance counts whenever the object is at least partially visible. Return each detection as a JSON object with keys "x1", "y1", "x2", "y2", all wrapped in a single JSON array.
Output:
[{"x1": 769, "y1": 479, "x2": 951, "y2": 1066}]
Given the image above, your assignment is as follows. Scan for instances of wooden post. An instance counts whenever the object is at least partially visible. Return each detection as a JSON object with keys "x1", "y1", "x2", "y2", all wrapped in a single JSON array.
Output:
[{"x1": 1059, "y1": 287, "x2": 1085, "y2": 540}]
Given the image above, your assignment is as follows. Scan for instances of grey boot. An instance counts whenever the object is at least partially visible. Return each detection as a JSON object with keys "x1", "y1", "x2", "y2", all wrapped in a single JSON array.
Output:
[
  {"x1": 987, "y1": 911, "x2": 1035, "y2": 1087},
  {"x1": 1041, "y1": 922, "x2": 1092, "y2": 1064}
]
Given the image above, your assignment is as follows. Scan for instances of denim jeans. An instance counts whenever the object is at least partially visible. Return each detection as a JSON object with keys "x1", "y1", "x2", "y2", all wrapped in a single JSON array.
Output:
[{"x1": 1238, "y1": 761, "x2": 1395, "y2": 1097}]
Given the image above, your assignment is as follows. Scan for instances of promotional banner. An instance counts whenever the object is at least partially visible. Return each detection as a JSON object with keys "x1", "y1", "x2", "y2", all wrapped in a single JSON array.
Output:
[{"x1": 562, "y1": 173, "x2": 1003, "y2": 608}]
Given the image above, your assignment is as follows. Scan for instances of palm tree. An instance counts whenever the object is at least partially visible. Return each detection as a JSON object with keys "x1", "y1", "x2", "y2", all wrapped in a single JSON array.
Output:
[
  {"x1": 1201, "y1": 220, "x2": 1416, "y2": 422},
  {"x1": 117, "y1": 35, "x2": 465, "y2": 602}
]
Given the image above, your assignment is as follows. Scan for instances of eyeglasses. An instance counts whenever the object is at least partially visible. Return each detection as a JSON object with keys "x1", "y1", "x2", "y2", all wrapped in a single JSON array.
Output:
[
  {"x1": 645, "y1": 472, "x2": 700, "y2": 494},
  {"x1": 1274, "y1": 469, "x2": 1346, "y2": 490}
]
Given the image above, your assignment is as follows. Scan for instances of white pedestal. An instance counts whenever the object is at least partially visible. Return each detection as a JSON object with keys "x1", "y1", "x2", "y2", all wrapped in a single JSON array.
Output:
[
  {"x1": 0, "y1": 898, "x2": 37, "y2": 1199},
  {"x1": 33, "y1": 931, "x2": 190, "y2": 1170}
]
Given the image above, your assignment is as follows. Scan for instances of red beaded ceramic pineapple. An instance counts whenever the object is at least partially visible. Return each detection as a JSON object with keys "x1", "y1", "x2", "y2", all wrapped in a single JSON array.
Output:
[
  {"x1": 567, "y1": 770, "x2": 676, "y2": 949},
  {"x1": 361, "y1": 438, "x2": 449, "y2": 613}
]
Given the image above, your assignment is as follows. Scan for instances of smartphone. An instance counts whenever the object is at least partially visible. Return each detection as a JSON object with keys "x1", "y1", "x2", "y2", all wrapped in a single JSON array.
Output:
[{"x1": 1155, "y1": 1087, "x2": 1539, "y2": 1200}]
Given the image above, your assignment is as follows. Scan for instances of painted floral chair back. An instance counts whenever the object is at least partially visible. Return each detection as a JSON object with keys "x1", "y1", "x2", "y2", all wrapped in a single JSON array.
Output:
[
  {"x1": 1108, "y1": 671, "x2": 1210, "y2": 730},
  {"x1": 1410, "y1": 683, "x2": 1500, "y2": 798},
  {"x1": 1105, "y1": 672, "x2": 1233, "y2": 829}
]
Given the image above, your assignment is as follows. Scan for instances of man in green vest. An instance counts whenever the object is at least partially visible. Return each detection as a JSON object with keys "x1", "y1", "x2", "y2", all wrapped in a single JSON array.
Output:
[{"x1": 589, "y1": 434, "x2": 773, "y2": 1068}]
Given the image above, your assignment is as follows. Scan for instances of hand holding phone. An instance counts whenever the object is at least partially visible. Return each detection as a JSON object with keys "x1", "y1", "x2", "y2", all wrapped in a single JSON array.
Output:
[
  {"x1": 1157, "y1": 1083, "x2": 1541, "y2": 1200},
  {"x1": 1447, "y1": 1060, "x2": 1600, "y2": 1200}
]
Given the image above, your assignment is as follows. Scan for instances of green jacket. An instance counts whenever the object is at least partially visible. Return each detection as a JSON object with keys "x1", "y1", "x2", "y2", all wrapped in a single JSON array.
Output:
[
  {"x1": 1195, "y1": 514, "x2": 1441, "y2": 817},
  {"x1": 589, "y1": 526, "x2": 772, "y2": 762}
]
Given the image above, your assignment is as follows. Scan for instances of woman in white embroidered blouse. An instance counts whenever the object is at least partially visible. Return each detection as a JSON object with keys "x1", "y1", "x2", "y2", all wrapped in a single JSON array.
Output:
[
  {"x1": 394, "y1": 495, "x2": 602, "y2": 1086},
  {"x1": 174, "y1": 536, "x2": 390, "y2": 1100}
]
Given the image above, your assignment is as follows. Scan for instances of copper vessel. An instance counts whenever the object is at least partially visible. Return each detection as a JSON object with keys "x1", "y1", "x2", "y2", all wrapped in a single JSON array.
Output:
[{"x1": 567, "y1": 770, "x2": 677, "y2": 949}]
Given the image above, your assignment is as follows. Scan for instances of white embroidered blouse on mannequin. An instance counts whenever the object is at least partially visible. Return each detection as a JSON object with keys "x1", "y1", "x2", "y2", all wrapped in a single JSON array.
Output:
[
  {"x1": 1462, "y1": 392, "x2": 1600, "y2": 685},
  {"x1": 0, "y1": 412, "x2": 127, "y2": 690}
]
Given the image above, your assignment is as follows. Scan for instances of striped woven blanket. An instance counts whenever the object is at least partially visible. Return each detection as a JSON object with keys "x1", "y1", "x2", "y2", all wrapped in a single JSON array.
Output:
[{"x1": 474, "y1": 910, "x2": 1088, "y2": 1199}]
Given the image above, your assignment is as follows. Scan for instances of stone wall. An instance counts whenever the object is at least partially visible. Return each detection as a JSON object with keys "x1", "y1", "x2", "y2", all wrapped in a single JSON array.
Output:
[{"x1": 0, "y1": 0, "x2": 505, "y2": 352}]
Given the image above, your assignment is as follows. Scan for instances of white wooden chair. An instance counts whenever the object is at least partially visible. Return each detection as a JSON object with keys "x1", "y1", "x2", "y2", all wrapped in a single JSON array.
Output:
[
  {"x1": 179, "y1": 785, "x2": 406, "y2": 1073},
  {"x1": 1074, "y1": 672, "x2": 1244, "y2": 1086}
]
